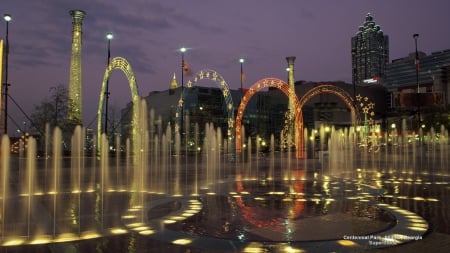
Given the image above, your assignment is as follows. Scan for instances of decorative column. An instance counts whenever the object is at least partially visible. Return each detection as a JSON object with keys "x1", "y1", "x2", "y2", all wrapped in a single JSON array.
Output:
[
  {"x1": 0, "y1": 40, "x2": 3, "y2": 130},
  {"x1": 286, "y1": 56, "x2": 296, "y2": 118},
  {"x1": 284, "y1": 56, "x2": 297, "y2": 151},
  {"x1": 67, "y1": 10, "x2": 86, "y2": 125}
]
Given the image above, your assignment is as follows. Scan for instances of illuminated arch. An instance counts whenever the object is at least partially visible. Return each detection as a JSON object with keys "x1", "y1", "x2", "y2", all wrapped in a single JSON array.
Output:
[
  {"x1": 298, "y1": 84, "x2": 359, "y2": 125},
  {"x1": 176, "y1": 69, "x2": 235, "y2": 140},
  {"x1": 235, "y1": 78, "x2": 303, "y2": 158},
  {"x1": 298, "y1": 84, "x2": 359, "y2": 157},
  {"x1": 97, "y1": 57, "x2": 140, "y2": 153}
]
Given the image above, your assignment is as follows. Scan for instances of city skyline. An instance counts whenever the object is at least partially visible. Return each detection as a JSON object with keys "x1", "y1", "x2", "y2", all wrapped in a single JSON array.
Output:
[{"x1": 2, "y1": 0, "x2": 450, "y2": 131}]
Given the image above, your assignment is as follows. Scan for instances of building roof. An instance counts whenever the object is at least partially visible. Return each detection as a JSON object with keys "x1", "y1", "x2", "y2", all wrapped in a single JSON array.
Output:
[{"x1": 170, "y1": 73, "x2": 178, "y2": 89}]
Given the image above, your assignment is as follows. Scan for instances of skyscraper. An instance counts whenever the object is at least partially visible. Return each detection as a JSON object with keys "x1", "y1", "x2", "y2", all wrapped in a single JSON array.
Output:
[
  {"x1": 68, "y1": 10, "x2": 86, "y2": 125},
  {"x1": 351, "y1": 13, "x2": 389, "y2": 85}
]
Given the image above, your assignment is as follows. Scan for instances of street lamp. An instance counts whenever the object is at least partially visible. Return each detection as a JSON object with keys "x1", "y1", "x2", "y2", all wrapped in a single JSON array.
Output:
[
  {"x1": 3, "y1": 14, "x2": 11, "y2": 135},
  {"x1": 104, "y1": 32, "x2": 113, "y2": 134},
  {"x1": 413, "y1": 34, "x2": 420, "y2": 93},
  {"x1": 239, "y1": 57, "x2": 245, "y2": 101},
  {"x1": 179, "y1": 47, "x2": 187, "y2": 135},
  {"x1": 413, "y1": 33, "x2": 421, "y2": 128},
  {"x1": 106, "y1": 32, "x2": 113, "y2": 63},
  {"x1": 239, "y1": 57, "x2": 245, "y2": 90}
]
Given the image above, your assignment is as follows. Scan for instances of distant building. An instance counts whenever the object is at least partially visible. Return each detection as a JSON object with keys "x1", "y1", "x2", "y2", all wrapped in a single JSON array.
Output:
[
  {"x1": 294, "y1": 81, "x2": 387, "y2": 129},
  {"x1": 384, "y1": 50, "x2": 450, "y2": 108},
  {"x1": 351, "y1": 13, "x2": 389, "y2": 86},
  {"x1": 120, "y1": 75, "x2": 273, "y2": 147},
  {"x1": 120, "y1": 77, "x2": 387, "y2": 148}
]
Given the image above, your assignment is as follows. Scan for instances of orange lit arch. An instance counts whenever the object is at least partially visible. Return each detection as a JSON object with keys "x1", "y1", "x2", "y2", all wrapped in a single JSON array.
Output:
[
  {"x1": 235, "y1": 81, "x2": 359, "y2": 159},
  {"x1": 235, "y1": 78, "x2": 304, "y2": 158}
]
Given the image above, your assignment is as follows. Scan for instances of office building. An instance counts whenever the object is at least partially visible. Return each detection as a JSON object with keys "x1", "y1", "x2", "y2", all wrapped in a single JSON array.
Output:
[
  {"x1": 351, "y1": 13, "x2": 389, "y2": 85},
  {"x1": 384, "y1": 50, "x2": 450, "y2": 108}
]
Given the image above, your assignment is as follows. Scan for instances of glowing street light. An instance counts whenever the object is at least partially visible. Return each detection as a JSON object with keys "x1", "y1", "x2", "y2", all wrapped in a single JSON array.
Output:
[
  {"x1": 106, "y1": 32, "x2": 114, "y2": 41},
  {"x1": 239, "y1": 57, "x2": 245, "y2": 95},
  {"x1": 104, "y1": 32, "x2": 114, "y2": 134},
  {"x1": 3, "y1": 14, "x2": 11, "y2": 22},
  {"x1": 3, "y1": 13, "x2": 12, "y2": 135},
  {"x1": 413, "y1": 33, "x2": 420, "y2": 93},
  {"x1": 179, "y1": 47, "x2": 188, "y2": 135},
  {"x1": 413, "y1": 33, "x2": 421, "y2": 132}
]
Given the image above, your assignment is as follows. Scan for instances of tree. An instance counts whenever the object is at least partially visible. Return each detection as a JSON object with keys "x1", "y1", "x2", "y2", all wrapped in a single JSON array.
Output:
[{"x1": 29, "y1": 84, "x2": 69, "y2": 136}]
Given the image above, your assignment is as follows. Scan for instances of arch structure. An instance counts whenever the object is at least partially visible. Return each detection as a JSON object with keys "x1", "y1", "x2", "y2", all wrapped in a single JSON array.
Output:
[
  {"x1": 235, "y1": 78, "x2": 304, "y2": 158},
  {"x1": 297, "y1": 84, "x2": 360, "y2": 158},
  {"x1": 176, "y1": 69, "x2": 235, "y2": 141},
  {"x1": 235, "y1": 81, "x2": 360, "y2": 159},
  {"x1": 97, "y1": 57, "x2": 140, "y2": 154},
  {"x1": 298, "y1": 84, "x2": 360, "y2": 125}
]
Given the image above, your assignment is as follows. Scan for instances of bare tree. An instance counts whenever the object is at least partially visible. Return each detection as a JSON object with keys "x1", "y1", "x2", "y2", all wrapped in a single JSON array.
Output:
[{"x1": 29, "y1": 84, "x2": 69, "y2": 135}]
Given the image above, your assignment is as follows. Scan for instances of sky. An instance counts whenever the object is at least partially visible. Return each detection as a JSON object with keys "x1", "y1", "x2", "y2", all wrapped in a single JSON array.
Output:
[{"x1": 1, "y1": 0, "x2": 450, "y2": 132}]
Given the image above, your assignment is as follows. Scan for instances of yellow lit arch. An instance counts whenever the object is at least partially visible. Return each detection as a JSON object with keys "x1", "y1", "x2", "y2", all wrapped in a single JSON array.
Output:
[
  {"x1": 297, "y1": 84, "x2": 359, "y2": 157},
  {"x1": 175, "y1": 69, "x2": 235, "y2": 141},
  {"x1": 97, "y1": 57, "x2": 140, "y2": 154}
]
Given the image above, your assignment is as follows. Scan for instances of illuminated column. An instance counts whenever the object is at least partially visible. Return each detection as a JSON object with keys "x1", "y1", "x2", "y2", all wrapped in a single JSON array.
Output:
[
  {"x1": 286, "y1": 56, "x2": 296, "y2": 149},
  {"x1": 286, "y1": 56, "x2": 296, "y2": 118},
  {"x1": 67, "y1": 10, "x2": 86, "y2": 125},
  {"x1": 0, "y1": 40, "x2": 3, "y2": 127}
]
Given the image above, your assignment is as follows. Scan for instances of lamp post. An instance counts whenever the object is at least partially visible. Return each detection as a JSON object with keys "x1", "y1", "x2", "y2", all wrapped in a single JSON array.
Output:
[
  {"x1": 413, "y1": 33, "x2": 421, "y2": 128},
  {"x1": 3, "y1": 14, "x2": 11, "y2": 135},
  {"x1": 180, "y1": 47, "x2": 187, "y2": 135},
  {"x1": 413, "y1": 34, "x2": 420, "y2": 93},
  {"x1": 104, "y1": 32, "x2": 113, "y2": 135},
  {"x1": 239, "y1": 57, "x2": 244, "y2": 99}
]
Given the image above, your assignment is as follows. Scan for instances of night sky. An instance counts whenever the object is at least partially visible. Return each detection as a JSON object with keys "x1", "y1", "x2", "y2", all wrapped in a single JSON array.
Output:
[{"x1": 2, "y1": 0, "x2": 450, "y2": 131}]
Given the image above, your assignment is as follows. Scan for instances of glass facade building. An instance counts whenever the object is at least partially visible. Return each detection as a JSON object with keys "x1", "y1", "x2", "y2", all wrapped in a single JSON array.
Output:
[
  {"x1": 384, "y1": 50, "x2": 450, "y2": 108},
  {"x1": 351, "y1": 13, "x2": 389, "y2": 85}
]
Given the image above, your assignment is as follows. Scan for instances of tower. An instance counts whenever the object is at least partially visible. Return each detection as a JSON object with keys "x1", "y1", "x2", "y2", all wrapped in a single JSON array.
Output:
[
  {"x1": 67, "y1": 10, "x2": 86, "y2": 125},
  {"x1": 170, "y1": 73, "x2": 178, "y2": 89},
  {"x1": 351, "y1": 13, "x2": 389, "y2": 85},
  {"x1": 169, "y1": 73, "x2": 178, "y2": 95}
]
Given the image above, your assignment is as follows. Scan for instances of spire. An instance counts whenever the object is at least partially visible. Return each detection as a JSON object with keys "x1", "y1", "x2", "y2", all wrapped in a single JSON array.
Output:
[{"x1": 170, "y1": 73, "x2": 178, "y2": 89}]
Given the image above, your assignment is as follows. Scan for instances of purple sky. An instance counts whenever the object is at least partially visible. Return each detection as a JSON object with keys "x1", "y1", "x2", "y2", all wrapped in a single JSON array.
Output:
[{"x1": 2, "y1": 0, "x2": 450, "y2": 131}]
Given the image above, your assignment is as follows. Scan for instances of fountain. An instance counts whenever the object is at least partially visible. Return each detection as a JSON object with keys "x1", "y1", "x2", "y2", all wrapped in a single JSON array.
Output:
[{"x1": 0, "y1": 97, "x2": 449, "y2": 252}]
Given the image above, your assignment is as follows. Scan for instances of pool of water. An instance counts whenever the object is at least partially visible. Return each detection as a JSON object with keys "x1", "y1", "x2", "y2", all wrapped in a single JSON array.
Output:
[{"x1": 160, "y1": 179, "x2": 394, "y2": 242}]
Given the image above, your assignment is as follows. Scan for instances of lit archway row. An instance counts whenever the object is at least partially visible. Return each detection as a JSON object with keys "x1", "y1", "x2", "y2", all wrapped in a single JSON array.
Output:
[
  {"x1": 235, "y1": 78, "x2": 304, "y2": 158},
  {"x1": 298, "y1": 84, "x2": 359, "y2": 157},
  {"x1": 97, "y1": 57, "x2": 140, "y2": 154},
  {"x1": 176, "y1": 69, "x2": 235, "y2": 140}
]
